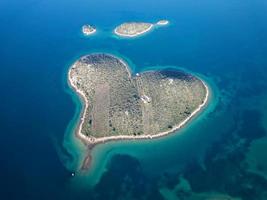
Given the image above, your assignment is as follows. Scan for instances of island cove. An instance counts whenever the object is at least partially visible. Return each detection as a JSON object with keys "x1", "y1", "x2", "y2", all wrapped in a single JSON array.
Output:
[
  {"x1": 68, "y1": 53, "x2": 209, "y2": 169},
  {"x1": 114, "y1": 20, "x2": 169, "y2": 38}
]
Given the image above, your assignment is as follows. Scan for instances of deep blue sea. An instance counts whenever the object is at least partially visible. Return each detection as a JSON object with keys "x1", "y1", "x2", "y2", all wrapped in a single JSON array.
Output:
[{"x1": 1, "y1": 0, "x2": 267, "y2": 199}]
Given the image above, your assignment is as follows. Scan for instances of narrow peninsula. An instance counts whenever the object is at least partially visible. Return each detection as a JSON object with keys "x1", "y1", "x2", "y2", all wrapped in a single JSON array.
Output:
[
  {"x1": 68, "y1": 53, "x2": 209, "y2": 148},
  {"x1": 82, "y1": 24, "x2": 96, "y2": 36},
  {"x1": 114, "y1": 20, "x2": 169, "y2": 38}
]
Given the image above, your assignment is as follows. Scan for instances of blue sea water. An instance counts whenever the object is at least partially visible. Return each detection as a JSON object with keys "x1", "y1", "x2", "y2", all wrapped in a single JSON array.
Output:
[{"x1": 1, "y1": 0, "x2": 267, "y2": 199}]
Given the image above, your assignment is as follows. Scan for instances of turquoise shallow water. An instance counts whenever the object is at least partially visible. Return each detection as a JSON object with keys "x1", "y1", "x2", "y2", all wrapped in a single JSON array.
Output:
[
  {"x1": 1, "y1": 0, "x2": 267, "y2": 199},
  {"x1": 64, "y1": 57, "x2": 219, "y2": 187}
]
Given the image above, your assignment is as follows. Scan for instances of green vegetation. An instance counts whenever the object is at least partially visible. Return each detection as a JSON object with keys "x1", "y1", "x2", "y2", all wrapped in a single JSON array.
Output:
[
  {"x1": 114, "y1": 22, "x2": 153, "y2": 37},
  {"x1": 69, "y1": 54, "x2": 207, "y2": 138}
]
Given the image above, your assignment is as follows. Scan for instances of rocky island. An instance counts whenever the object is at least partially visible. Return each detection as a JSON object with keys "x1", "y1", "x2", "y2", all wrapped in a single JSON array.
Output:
[
  {"x1": 114, "y1": 20, "x2": 170, "y2": 37},
  {"x1": 82, "y1": 24, "x2": 96, "y2": 36},
  {"x1": 114, "y1": 22, "x2": 154, "y2": 37},
  {"x1": 68, "y1": 53, "x2": 209, "y2": 147},
  {"x1": 156, "y1": 20, "x2": 169, "y2": 26}
]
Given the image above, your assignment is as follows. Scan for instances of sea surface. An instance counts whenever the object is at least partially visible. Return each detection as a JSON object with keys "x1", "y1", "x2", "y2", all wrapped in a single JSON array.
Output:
[{"x1": 1, "y1": 0, "x2": 267, "y2": 199}]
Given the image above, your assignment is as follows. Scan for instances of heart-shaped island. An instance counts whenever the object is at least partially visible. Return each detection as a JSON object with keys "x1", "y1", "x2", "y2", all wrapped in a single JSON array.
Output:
[{"x1": 68, "y1": 54, "x2": 209, "y2": 146}]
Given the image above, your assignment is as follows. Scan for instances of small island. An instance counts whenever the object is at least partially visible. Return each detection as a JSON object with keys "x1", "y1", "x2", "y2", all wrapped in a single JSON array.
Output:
[
  {"x1": 82, "y1": 24, "x2": 96, "y2": 36},
  {"x1": 114, "y1": 22, "x2": 153, "y2": 37},
  {"x1": 156, "y1": 20, "x2": 169, "y2": 26},
  {"x1": 114, "y1": 20, "x2": 170, "y2": 38},
  {"x1": 68, "y1": 54, "x2": 209, "y2": 149}
]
